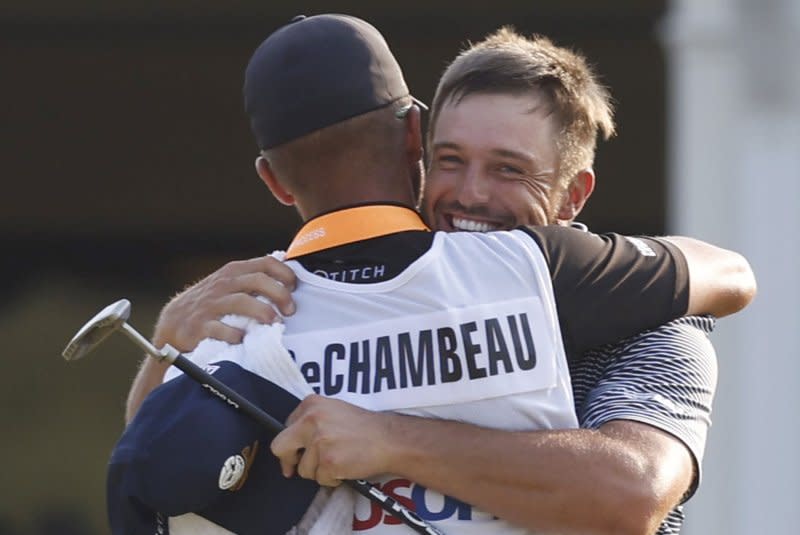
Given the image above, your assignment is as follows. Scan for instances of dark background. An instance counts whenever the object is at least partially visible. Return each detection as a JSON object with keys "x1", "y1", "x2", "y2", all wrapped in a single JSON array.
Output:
[{"x1": 1, "y1": 1, "x2": 666, "y2": 533}]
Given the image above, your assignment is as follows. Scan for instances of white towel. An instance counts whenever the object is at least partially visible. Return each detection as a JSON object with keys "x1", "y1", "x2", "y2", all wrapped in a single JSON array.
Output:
[{"x1": 165, "y1": 305, "x2": 357, "y2": 535}]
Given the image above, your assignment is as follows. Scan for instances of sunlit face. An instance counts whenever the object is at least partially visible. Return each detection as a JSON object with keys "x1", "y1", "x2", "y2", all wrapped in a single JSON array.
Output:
[{"x1": 423, "y1": 92, "x2": 565, "y2": 232}]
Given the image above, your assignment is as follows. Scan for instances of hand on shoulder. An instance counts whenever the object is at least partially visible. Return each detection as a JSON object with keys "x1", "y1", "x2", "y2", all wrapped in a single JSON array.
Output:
[{"x1": 153, "y1": 255, "x2": 299, "y2": 352}]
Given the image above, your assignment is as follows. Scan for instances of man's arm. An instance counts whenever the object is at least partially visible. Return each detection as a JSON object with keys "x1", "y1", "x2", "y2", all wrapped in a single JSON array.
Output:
[
  {"x1": 526, "y1": 227, "x2": 756, "y2": 319},
  {"x1": 272, "y1": 395, "x2": 678, "y2": 535},
  {"x1": 573, "y1": 316, "x2": 718, "y2": 531},
  {"x1": 273, "y1": 317, "x2": 716, "y2": 534},
  {"x1": 124, "y1": 256, "x2": 297, "y2": 423},
  {"x1": 521, "y1": 227, "x2": 756, "y2": 354},
  {"x1": 663, "y1": 236, "x2": 756, "y2": 318}
]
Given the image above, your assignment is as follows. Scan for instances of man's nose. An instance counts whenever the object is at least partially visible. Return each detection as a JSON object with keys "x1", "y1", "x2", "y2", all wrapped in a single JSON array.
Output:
[{"x1": 455, "y1": 165, "x2": 490, "y2": 206}]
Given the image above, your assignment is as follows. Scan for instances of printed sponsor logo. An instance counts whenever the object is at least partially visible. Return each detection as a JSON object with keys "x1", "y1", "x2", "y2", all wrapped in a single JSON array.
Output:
[
  {"x1": 313, "y1": 264, "x2": 387, "y2": 282},
  {"x1": 353, "y1": 479, "x2": 475, "y2": 530},
  {"x1": 201, "y1": 384, "x2": 240, "y2": 409},
  {"x1": 294, "y1": 227, "x2": 326, "y2": 247}
]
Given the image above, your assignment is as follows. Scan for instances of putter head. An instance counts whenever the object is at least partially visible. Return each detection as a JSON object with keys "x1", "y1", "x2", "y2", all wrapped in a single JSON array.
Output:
[{"x1": 62, "y1": 299, "x2": 132, "y2": 361}]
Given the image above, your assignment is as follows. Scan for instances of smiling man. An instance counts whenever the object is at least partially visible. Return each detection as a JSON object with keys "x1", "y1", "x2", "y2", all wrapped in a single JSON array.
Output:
[
  {"x1": 124, "y1": 24, "x2": 754, "y2": 535},
  {"x1": 427, "y1": 91, "x2": 573, "y2": 231},
  {"x1": 420, "y1": 30, "x2": 711, "y2": 533},
  {"x1": 424, "y1": 29, "x2": 613, "y2": 233},
  {"x1": 427, "y1": 93, "x2": 565, "y2": 231}
]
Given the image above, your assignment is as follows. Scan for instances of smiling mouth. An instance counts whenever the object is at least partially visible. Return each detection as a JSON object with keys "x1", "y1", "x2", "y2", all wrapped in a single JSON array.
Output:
[{"x1": 450, "y1": 215, "x2": 502, "y2": 232}]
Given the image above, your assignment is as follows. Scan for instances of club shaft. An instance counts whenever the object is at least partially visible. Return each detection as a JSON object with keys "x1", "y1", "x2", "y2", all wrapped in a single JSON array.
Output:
[
  {"x1": 121, "y1": 322, "x2": 444, "y2": 534},
  {"x1": 177, "y1": 354, "x2": 443, "y2": 534},
  {"x1": 173, "y1": 354, "x2": 286, "y2": 434},
  {"x1": 120, "y1": 322, "x2": 174, "y2": 363}
]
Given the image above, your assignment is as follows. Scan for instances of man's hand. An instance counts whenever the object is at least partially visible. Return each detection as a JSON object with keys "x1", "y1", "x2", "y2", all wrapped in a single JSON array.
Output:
[
  {"x1": 271, "y1": 395, "x2": 393, "y2": 487},
  {"x1": 125, "y1": 255, "x2": 299, "y2": 423},
  {"x1": 154, "y1": 256, "x2": 298, "y2": 352}
]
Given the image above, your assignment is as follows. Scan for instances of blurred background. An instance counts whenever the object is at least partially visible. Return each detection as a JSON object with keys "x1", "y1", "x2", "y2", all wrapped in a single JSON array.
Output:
[{"x1": 1, "y1": 0, "x2": 797, "y2": 533}]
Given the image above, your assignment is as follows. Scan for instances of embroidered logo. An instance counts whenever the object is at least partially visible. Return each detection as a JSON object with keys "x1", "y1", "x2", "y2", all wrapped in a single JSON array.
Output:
[
  {"x1": 294, "y1": 227, "x2": 326, "y2": 247},
  {"x1": 625, "y1": 237, "x2": 657, "y2": 257},
  {"x1": 218, "y1": 440, "x2": 259, "y2": 491}
]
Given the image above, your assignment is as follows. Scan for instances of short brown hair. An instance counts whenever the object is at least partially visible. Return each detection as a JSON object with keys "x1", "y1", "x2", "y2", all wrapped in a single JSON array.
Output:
[{"x1": 429, "y1": 27, "x2": 615, "y2": 186}]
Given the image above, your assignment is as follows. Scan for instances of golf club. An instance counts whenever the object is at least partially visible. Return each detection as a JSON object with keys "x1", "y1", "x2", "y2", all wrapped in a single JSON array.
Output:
[{"x1": 63, "y1": 299, "x2": 445, "y2": 535}]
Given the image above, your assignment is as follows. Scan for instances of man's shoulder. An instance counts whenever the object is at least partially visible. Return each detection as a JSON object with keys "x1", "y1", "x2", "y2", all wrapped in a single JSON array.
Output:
[
  {"x1": 437, "y1": 227, "x2": 548, "y2": 251},
  {"x1": 436, "y1": 228, "x2": 531, "y2": 241},
  {"x1": 437, "y1": 229, "x2": 549, "y2": 266}
]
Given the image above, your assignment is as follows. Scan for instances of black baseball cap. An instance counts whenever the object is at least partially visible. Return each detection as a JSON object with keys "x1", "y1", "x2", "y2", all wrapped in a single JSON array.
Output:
[{"x1": 244, "y1": 13, "x2": 426, "y2": 150}]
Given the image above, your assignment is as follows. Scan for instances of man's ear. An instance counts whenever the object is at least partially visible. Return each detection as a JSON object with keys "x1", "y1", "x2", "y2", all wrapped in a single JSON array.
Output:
[
  {"x1": 556, "y1": 169, "x2": 595, "y2": 223},
  {"x1": 255, "y1": 156, "x2": 295, "y2": 206},
  {"x1": 404, "y1": 105, "x2": 424, "y2": 165},
  {"x1": 402, "y1": 105, "x2": 426, "y2": 206}
]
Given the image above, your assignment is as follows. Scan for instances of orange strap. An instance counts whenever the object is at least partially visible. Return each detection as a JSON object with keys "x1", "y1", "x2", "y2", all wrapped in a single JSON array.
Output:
[{"x1": 285, "y1": 205, "x2": 430, "y2": 259}]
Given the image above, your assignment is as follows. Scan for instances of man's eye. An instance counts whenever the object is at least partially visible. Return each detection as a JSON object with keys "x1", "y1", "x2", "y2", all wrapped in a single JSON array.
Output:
[
  {"x1": 439, "y1": 155, "x2": 463, "y2": 165},
  {"x1": 498, "y1": 165, "x2": 523, "y2": 175}
]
